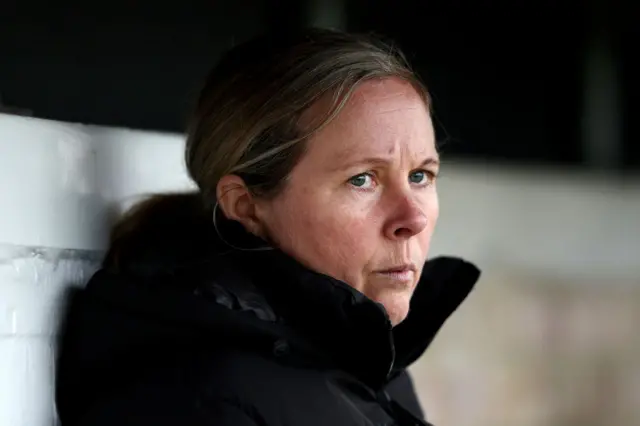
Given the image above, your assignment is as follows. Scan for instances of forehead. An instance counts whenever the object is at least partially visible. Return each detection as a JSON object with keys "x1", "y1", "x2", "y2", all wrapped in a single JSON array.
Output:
[{"x1": 299, "y1": 78, "x2": 435, "y2": 166}]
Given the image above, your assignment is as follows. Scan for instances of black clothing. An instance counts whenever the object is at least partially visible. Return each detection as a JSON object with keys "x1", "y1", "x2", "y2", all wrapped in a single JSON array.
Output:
[{"x1": 55, "y1": 202, "x2": 479, "y2": 426}]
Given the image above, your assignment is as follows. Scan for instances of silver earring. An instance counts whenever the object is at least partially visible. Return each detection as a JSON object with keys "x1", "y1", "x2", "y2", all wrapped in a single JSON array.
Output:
[{"x1": 212, "y1": 201, "x2": 274, "y2": 252}]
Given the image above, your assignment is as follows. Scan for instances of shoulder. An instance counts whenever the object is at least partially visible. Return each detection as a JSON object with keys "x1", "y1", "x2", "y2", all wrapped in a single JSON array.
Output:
[
  {"x1": 76, "y1": 379, "x2": 261, "y2": 426},
  {"x1": 72, "y1": 348, "x2": 284, "y2": 426}
]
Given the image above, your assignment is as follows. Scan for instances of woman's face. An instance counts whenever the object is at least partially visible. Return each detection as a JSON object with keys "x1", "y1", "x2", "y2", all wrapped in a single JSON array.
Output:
[{"x1": 256, "y1": 78, "x2": 439, "y2": 326}]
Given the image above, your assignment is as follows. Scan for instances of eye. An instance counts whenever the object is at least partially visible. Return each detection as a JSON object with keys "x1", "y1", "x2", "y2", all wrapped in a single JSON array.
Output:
[
  {"x1": 348, "y1": 173, "x2": 376, "y2": 189},
  {"x1": 409, "y1": 170, "x2": 437, "y2": 185}
]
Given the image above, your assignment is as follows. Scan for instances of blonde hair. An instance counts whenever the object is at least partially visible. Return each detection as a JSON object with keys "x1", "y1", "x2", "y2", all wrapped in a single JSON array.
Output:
[{"x1": 105, "y1": 28, "x2": 429, "y2": 272}]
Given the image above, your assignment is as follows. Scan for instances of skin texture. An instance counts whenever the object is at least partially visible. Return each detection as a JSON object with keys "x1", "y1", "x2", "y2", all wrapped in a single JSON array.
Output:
[{"x1": 218, "y1": 78, "x2": 440, "y2": 326}]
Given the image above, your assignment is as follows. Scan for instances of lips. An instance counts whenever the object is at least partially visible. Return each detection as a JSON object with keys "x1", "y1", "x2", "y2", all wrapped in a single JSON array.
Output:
[{"x1": 375, "y1": 264, "x2": 417, "y2": 282}]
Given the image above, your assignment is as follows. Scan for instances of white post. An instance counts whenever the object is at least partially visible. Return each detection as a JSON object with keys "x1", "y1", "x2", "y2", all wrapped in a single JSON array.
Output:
[{"x1": 0, "y1": 114, "x2": 193, "y2": 426}]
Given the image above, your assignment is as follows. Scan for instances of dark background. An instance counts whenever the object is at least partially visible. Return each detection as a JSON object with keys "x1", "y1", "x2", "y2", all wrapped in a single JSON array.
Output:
[{"x1": 1, "y1": 0, "x2": 637, "y2": 169}]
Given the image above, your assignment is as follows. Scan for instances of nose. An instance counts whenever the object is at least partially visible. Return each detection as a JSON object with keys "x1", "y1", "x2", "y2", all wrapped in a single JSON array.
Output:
[{"x1": 383, "y1": 193, "x2": 429, "y2": 240}]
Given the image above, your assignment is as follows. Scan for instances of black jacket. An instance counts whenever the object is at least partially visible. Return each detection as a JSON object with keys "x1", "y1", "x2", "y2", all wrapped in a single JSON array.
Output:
[{"x1": 55, "y1": 202, "x2": 480, "y2": 426}]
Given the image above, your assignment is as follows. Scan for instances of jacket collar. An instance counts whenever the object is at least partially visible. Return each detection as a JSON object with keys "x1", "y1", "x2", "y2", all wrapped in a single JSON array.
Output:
[
  {"x1": 235, "y1": 246, "x2": 480, "y2": 388},
  {"x1": 93, "y1": 214, "x2": 480, "y2": 390}
]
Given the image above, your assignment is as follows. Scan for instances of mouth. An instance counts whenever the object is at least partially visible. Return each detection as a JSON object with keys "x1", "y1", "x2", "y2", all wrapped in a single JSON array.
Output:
[{"x1": 375, "y1": 264, "x2": 417, "y2": 282}]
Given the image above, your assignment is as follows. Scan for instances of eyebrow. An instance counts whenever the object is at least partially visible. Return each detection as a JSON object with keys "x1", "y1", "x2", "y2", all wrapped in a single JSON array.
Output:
[{"x1": 330, "y1": 155, "x2": 440, "y2": 172}]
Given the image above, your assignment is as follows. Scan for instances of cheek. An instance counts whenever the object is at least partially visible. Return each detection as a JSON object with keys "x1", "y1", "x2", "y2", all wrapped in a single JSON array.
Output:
[{"x1": 267, "y1": 192, "x2": 371, "y2": 279}]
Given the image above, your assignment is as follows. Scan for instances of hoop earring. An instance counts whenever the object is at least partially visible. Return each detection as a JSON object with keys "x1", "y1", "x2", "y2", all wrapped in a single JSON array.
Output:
[{"x1": 212, "y1": 201, "x2": 274, "y2": 252}]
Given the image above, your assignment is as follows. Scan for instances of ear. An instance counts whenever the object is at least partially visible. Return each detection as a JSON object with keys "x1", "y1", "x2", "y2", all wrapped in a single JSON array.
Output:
[{"x1": 216, "y1": 174, "x2": 265, "y2": 237}]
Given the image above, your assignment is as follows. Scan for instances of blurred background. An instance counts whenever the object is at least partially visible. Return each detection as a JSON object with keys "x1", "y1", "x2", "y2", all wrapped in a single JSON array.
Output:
[{"x1": 1, "y1": 1, "x2": 639, "y2": 425}]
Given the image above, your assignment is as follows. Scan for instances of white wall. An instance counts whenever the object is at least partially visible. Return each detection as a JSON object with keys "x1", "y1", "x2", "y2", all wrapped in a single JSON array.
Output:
[
  {"x1": 434, "y1": 163, "x2": 640, "y2": 283},
  {"x1": 1, "y1": 113, "x2": 639, "y2": 425},
  {"x1": 0, "y1": 114, "x2": 193, "y2": 426}
]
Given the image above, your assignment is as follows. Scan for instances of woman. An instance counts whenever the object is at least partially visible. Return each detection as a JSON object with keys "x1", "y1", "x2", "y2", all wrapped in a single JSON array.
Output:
[{"x1": 55, "y1": 28, "x2": 480, "y2": 426}]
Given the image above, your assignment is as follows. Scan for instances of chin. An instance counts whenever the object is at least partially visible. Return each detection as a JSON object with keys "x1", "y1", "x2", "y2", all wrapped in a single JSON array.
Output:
[{"x1": 376, "y1": 293, "x2": 412, "y2": 327}]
